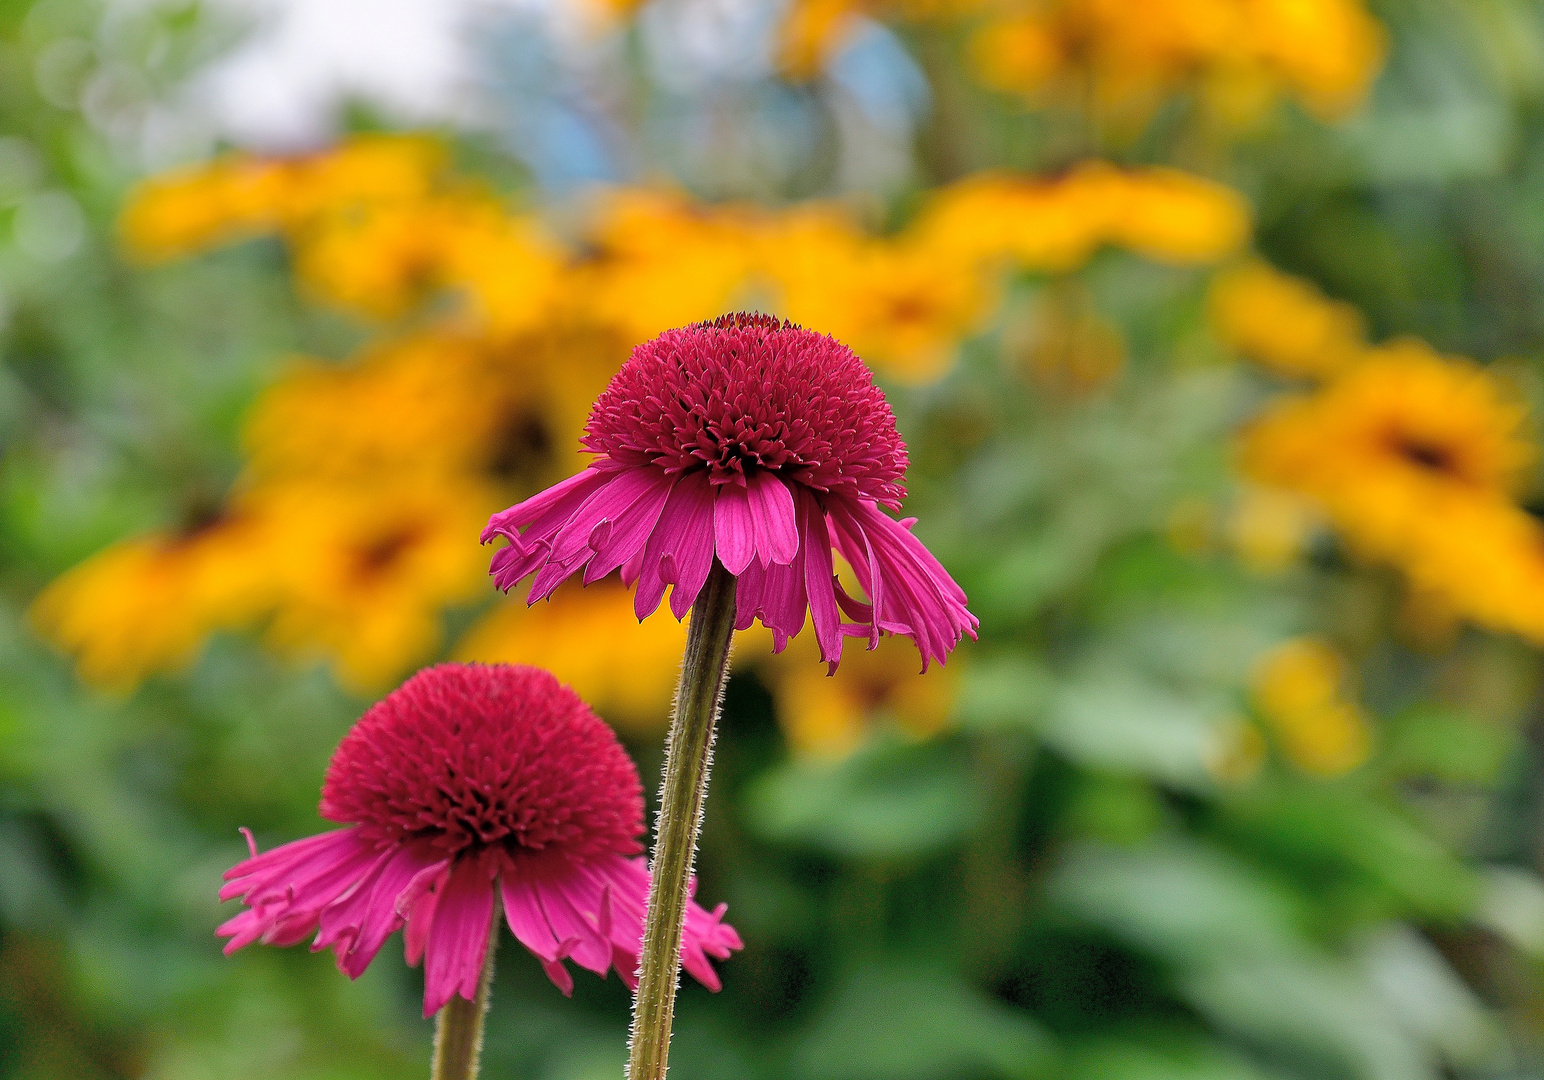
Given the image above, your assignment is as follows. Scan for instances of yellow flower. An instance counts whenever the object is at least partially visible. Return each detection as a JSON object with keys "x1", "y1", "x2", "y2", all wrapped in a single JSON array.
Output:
[
  {"x1": 119, "y1": 157, "x2": 294, "y2": 261},
  {"x1": 30, "y1": 512, "x2": 278, "y2": 693},
  {"x1": 1104, "y1": 166, "x2": 1250, "y2": 264},
  {"x1": 454, "y1": 580, "x2": 688, "y2": 734},
  {"x1": 967, "y1": 0, "x2": 1384, "y2": 124},
  {"x1": 912, "y1": 164, "x2": 1248, "y2": 273},
  {"x1": 243, "y1": 327, "x2": 595, "y2": 495},
  {"x1": 969, "y1": 16, "x2": 1063, "y2": 100},
  {"x1": 568, "y1": 188, "x2": 760, "y2": 344},
  {"x1": 1398, "y1": 494, "x2": 1544, "y2": 648},
  {"x1": 439, "y1": 206, "x2": 566, "y2": 339},
  {"x1": 776, "y1": 0, "x2": 989, "y2": 77},
  {"x1": 255, "y1": 480, "x2": 496, "y2": 694},
  {"x1": 1250, "y1": 637, "x2": 1371, "y2": 776},
  {"x1": 118, "y1": 135, "x2": 447, "y2": 262},
  {"x1": 1209, "y1": 259, "x2": 1366, "y2": 380},
  {"x1": 1240, "y1": 341, "x2": 1535, "y2": 563},
  {"x1": 1244, "y1": 0, "x2": 1386, "y2": 119},
  {"x1": 762, "y1": 208, "x2": 996, "y2": 382}
]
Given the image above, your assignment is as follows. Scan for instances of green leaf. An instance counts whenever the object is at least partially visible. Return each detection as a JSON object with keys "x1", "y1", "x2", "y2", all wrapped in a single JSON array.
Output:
[{"x1": 795, "y1": 960, "x2": 1055, "y2": 1080}]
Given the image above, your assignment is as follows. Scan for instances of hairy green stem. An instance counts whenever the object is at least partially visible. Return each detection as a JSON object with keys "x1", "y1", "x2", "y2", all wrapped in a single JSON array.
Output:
[
  {"x1": 431, "y1": 913, "x2": 498, "y2": 1080},
  {"x1": 627, "y1": 561, "x2": 738, "y2": 1080}
]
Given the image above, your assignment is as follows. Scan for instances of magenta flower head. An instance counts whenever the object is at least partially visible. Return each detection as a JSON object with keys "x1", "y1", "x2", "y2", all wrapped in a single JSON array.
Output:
[
  {"x1": 482, "y1": 313, "x2": 978, "y2": 670},
  {"x1": 217, "y1": 663, "x2": 741, "y2": 1018}
]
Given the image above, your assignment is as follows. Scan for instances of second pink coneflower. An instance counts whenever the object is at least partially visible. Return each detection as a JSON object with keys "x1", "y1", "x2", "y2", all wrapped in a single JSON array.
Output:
[{"x1": 218, "y1": 662, "x2": 740, "y2": 1080}]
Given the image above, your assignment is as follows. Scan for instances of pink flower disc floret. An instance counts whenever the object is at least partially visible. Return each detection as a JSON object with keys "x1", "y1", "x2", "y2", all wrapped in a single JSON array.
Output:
[
  {"x1": 484, "y1": 313, "x2": 978, "y2": 670},
  {"x1": 218, "y1": 663, "x2": 741, "y2": 1016}
]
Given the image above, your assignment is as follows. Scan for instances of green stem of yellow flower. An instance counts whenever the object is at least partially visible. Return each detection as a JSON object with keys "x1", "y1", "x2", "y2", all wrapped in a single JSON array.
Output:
[
  {"x1": 431, "y1": 911, "x2": 499, "y2": 1080},
  {"x1": 627, "y1": 561, "x2": 738, "y2": 1080}
]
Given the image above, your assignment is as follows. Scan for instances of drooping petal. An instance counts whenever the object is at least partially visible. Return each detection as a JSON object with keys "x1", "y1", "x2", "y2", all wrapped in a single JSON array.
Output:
[
  {"x1": 315, "y1": 841, "x2": 439, "y2": 979},
  {"x1": 501, "y1": 875, "x2": 574, "y2": 962},
  {"x1": 421, "y1": 853, "x2": 499, "y2": 1017},
  {"x1": 826, "y1": 497, "x2": 978, "y2": 671},
  {"x1": 713, "y1": 482, "x2": 756, "y2": 576},
  {"x1": 399, "y1": 858, "x2": 453, "y2": 968},
  {"x1": 532, "y1": 874, "x2": 613, "y2": 975},
  {"x1": 586, "y1": 470, "x2": 677, "y2": 583},
  {"x1": 482, "y1": 468, "x2": 607, "y2": 545},
  {"x1": 632, "y1": 470, "x2": 716, "y2": 620},
  {"x1": 217, "y1": 828, "x2": 381, "y2": 955},
  {"x1": 797, "y1": 489, "x2": 842, "y2": 670},
  {"x1": 485, "y1": 470, "x2": 610, "y2": 591},
  {"x1": 747, "y1": 471, "x2": 799, "y2": 566}
]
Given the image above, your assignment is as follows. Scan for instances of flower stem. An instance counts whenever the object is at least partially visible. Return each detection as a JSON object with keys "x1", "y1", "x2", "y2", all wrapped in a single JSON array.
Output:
[
  {"x1": 627, "y1": 561, "x2": 738, "y2": 1080},
  {"x1": 431, "y1": 912, "x2": 499, "y2": 1080}
]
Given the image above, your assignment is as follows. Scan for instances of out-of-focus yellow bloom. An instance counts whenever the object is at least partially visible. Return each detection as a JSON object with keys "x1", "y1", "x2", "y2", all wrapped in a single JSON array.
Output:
[
  {"x1": 1251, "y1": 637, "x2": 1372, "y2": 776},
  {"x1": 119, "y1": 135, "x2": 446, "y2": 262},
  {"x1": 762, "y1": 208, "x2": 996, "y2": 382},
  {"x1": 970, "y1": 0, "x2": 1384, "y2": 124},
  {"x1": 255, "y1": 480, "x2": 495, "y2": 694},
  {"x1": 570, "y1": 189, "x2": 760, "y2": 344},
  {"x1": 455, "y1": 580, "x2": 688, "y2": 733},
  {"x1": 440, "y1": 208, "x2": 567, "y2": 339},
  {"x1": 1398, "y1": 494, "x2": 1544, "y2": 648},
  {"x1": 30, "y1": 512, "x2": 278, "y2": 693},
  {"x1": 912, "y1": 164, "x2": 1248, "y2": 273},
  {"x1": 740, "y1": 618, "x2": 960, "y2": 757},
  {"x1": 243, "y1": 333, "x2": 502, "y2": 484},
  {"x1": 1106, "y1": 167, "x2": 1251, "y2": 264},
  {"x1": 1240, "y1": 341, "x2": 1534, "y2": 563},
  {"x1": 1210, "y1": 260, "x2": 1366, "y2": 380}
]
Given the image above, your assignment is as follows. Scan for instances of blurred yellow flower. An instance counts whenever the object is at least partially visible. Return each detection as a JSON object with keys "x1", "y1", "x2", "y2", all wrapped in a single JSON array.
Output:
[
  {"x1": 763, "y1": 208, "x2": 996, "y2": 382},
  {"x1": 455, "y1": 580, "x2": 688, "y2": 734},
  {"x1": 119, "y1": 135, "x2": 447, "y2": 262},
  {"x1": 969, "y1": 0, "x2": 1384, "y2": 124},
  {"x1": 1210, "y1": 260, "x2": 1367, "y2": 380},
  {"x1": 30, "y1": 511, "x2": 278, "y2": 693},
  {"x1": 255, "y1": 480, "x2": 495, "y2": 694},
  {"x1": 1240, "y1": 341, "x2": 1535, "y2": 563},
  {"x1": 1251, "y1": 637, "x2": 1372, "y2": 776},
  {"x1": 570, "y1": 188, "x2": 760, "y2": 344},
  {"x1": 1398, "y1": 494, "x2": 1544, "y2": 648},
  {"x1": 912, "y1": 164, "x2": 1248, "y2": 273}
]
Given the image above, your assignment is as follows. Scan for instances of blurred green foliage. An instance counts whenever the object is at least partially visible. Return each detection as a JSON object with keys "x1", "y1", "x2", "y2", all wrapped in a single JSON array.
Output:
[{"x1": 7, "y1": 0, "x2": 1544, "y2": 1078}]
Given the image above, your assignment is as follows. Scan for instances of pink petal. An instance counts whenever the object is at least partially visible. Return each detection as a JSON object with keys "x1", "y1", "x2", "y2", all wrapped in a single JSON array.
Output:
[
  {"x1": 481, "y1": 469, "x2": 606, "y2": 544},
  {"x1": 713, "y1": 483, "x2": 756, "y2": 576},
  {"x1": 500, "y1": 872, "x2": 568, "y2": 963},
  {"x1": 317, "y1": 842, "x2": 438, "y2": 979},
  {"x1": 798, "y1": 490, "x2": 843, "y2": 670},
  {"x1": 421, "y1": 854, "x2": 498, "y2": 1018},
  {"x1": 634, "y1": 470, "x2": 716, "y2": 621},
  {"x1": 747, "y1": 471, "x2": 799, "y2": 566},
  {"x1": 532, "y1": 875, "x2": 612, "y2": 975},
  {"x1": 586, "y1": 470, "x2": 677, "y2": 583},
  {"x1": 826, "y1": 498, "x2": 978, "y2": 671},
  {"x1": 399, "y1": 859, "x2": 452, "y2": 968}
]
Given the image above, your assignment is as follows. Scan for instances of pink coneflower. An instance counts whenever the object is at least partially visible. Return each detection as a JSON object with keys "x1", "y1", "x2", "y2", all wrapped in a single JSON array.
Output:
[
  {"x1": 217, "y1": 663, "x2": 741, "y2": 1018},
  {"x1": 482, "y1": 313, "x2": 977, "y2": 670}
]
